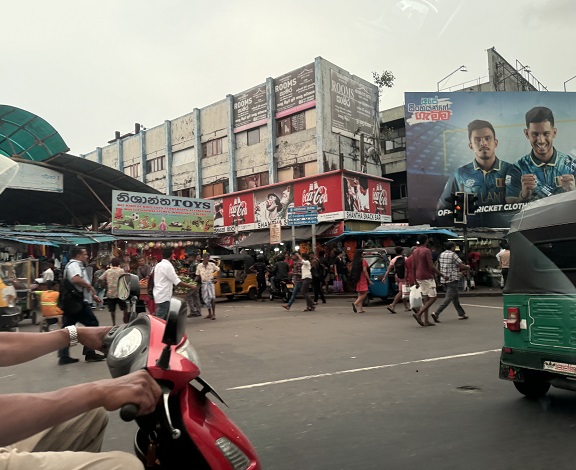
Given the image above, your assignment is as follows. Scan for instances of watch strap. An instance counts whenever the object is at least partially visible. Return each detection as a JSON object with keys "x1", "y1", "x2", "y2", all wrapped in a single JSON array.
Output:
[{"x1": 65, "y1": 325, "x2": 79, "y2": 347}]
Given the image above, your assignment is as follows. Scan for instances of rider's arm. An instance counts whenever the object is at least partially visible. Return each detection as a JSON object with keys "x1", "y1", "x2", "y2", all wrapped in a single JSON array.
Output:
[
  {"x1": 0, "y1": 327, "x2": 110, "y2": 367},
  {"x1": 0, "y1": 370, "x2": 161, "y2": 447}
]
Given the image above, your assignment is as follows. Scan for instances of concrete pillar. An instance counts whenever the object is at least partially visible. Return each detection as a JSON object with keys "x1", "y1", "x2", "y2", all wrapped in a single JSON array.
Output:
[
  {"x1": 96, "y1": 147, "x2": 102, "y2": 164},
  {"x1": 314, "y1": 57, "x2": 325, "y2": 173},
  {"x1": 194, "y1": 109, "x2": 202, "y2": 199},
  {"x1": 140, "y1": 129, "x2": 147, "y2": 183},
  {"x1": 116, "y1": 139, "x2": 123, "y2": 172},
  {"x1": 266, "y1": 77, "x2": 277, "y2": 184},
  {"x1": 164, "y1": 120, "x2": 173, "y2": 195},
  {"x1": 226, "y1": 94, "x2": 237, "y2": 193}
]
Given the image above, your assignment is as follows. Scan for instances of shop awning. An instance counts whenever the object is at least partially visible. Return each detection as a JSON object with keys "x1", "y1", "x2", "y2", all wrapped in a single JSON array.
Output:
[
  {"x1": 0, "y1": 105, "x2": 69, "y2": 162},
  {"x1": 327, "y1": 227, "x2": 459, "y2": 244},
  {"x1": 238, "y1": 223, "x2": 335, "y2": 248},
  {"x1": 0, "y1": 230, "x2": 117, "y2": 246}
]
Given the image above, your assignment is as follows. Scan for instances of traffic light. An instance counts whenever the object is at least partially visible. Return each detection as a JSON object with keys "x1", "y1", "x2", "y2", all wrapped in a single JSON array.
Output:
[
  {"x1": 467, "y1": 193, "x2": 479, "y2": 215},
  {"x1": 453, "y1": 191, "x2": 466, "y2": 224}
]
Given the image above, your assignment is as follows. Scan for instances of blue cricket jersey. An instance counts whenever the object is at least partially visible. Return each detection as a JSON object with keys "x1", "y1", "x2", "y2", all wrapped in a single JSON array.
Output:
[
  {"x1": 505, "y1": 149, "x2": 576, "y2": 201},
  {"x1": 437, "y1": 157, "x2": 512, "y2": 209}
]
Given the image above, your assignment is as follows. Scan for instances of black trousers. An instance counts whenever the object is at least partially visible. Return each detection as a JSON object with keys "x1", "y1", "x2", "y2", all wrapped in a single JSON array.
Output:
[{"x1": 312, "y1": 277, "x2": 326, "y2": 303}]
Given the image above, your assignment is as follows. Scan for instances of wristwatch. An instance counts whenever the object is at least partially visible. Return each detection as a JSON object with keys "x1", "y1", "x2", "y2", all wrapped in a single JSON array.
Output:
[{"x1": 65, "y1": 325, "x2": 79, "y2": 347}]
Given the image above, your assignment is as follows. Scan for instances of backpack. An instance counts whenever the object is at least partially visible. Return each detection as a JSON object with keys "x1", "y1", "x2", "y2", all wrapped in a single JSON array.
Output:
[{"x1": 394, "y1": 256, "x2": 406, "y2": 279}]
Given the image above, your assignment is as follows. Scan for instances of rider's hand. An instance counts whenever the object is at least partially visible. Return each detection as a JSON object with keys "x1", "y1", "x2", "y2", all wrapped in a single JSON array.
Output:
[
  {"x1": 77, "y1": 326, "x2": 112, "y2": 352},
  {"x1": 94, "y1": 370, "x2": 161, "y2": 416}
]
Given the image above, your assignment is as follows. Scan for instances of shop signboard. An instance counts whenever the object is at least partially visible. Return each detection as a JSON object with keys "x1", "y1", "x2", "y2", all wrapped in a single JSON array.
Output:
[
  {"x1": 253, "y1": 184, "x2": 294, "y2": 229},
  {"x1": 111, "y1": 190, "x2": 214, "y2": 237},
  {"x1": 269, "y1": 223, "x2": 282, "y2": 244},
  {"x1": 8, "y1": 162, "x2": 63, "y2": 193},
  {"x1": 330, "y1": 69, "x2": 378, "y2": 137},
  {"x1": 274, "y1": 63, "x2": 316, "y2": 118},
  {"x1": 233, "y1": 84, "x2": 268, "y2": 133},
  {"x1": 404, "y1": 91, "x2": 576, "y2": 228}
]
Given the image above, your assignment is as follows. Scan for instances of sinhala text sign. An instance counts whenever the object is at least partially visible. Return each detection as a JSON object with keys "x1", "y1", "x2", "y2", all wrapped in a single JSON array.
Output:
[
  {"x1": 404, "y1": 91, "x2": 576, "y2": 228},
  {"x1": 112, "y1": 191, "x2": 214, "y2": 237}
]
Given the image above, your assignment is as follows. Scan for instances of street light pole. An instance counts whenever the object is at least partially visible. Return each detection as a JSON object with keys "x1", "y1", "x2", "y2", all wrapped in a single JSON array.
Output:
[
  {"x1": 564, "y1": 75, "x2": 576, "y2": 92},
  {"x1": 437, "y1": 65, "x2": 468, "y2": 92}
]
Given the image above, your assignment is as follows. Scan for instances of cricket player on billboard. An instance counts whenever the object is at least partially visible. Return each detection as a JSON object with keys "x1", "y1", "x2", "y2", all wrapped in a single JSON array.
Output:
[{"x1": 405, "y1": 92, "x2": 576, "y2": 229}]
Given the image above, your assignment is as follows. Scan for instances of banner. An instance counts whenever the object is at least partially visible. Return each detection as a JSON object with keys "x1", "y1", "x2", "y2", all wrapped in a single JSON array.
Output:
[
  {"x1": 233, "y1": 84, "x2": 268, "y2": 133},
  {"x1": 274, "y1": 64, "x2": 316, "y2": 118},
  {"x1": 112, "y1": 191, "x2": 214, "y2": 237},
  {"x1": 342, "y1": 174, "x2": 391, "y2": 222},
  {"x1": 269, "y1": 223, "x2": 282, "y2": 244},
  {"x1": 330, "y1": 70, "x2": 378, "y2": 136},
  {"x1": 405, "y1": 91, "x2": 576, "y2": 228}
]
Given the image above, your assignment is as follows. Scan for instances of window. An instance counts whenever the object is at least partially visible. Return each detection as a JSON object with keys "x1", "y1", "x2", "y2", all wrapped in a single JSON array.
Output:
[
  {"x1": 175, "y1": 188, "x2": 193, "y2": 198},
  {"x1": 237, "y1": 172, "x2": 269, "y2": 191},
  {"x1": 247, "y1": 128, "x2": 260, "y2": 146},
  {"x1": 391, "y1": 184, "x2": 408, "y2": 200},
  {"x1": 202, "y1": 138, "x2": 224, "y2": 158},
  {"x1": 125, "y1": 163, "x2": 140, "y2": 178},
  {"x1": 146, "y1": 156, "x2": 165, "y2": 174},
  {"x1": 276, "y1": 112, "x2": 306, "y2": 136},
  {"x1": 201, "y1": 181, "x2": 229, "y2": 198},
  {"x1": 293, "y1": 163, "x2": 305, "y2": 179}
]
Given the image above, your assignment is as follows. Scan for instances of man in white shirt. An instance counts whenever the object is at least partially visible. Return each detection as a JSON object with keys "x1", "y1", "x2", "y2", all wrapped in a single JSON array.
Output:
[
  {"x1": 195, "y1": 253, "x2": 220, "y2": 320},
  {"x1": 153, "y1": 248, "x2": 196, "y2": 320},
  {"x1": 42, "y1": 259, "x2": 55, "y2": 283}
]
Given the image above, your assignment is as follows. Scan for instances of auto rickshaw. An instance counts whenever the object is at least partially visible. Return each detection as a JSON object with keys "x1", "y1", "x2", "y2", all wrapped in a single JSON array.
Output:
[
  {"x1": 0, "y1": 274, "x2": 21, "y2": 331},
  {"x1": 499, "y1": 191, "x2": 576, "y2": 398},
  {"x1": 215, "y1": 254, "x2": 259, "y2": 300},
  {"x1": 362, "y1": 248, "x2": 396, "y2": 306}
]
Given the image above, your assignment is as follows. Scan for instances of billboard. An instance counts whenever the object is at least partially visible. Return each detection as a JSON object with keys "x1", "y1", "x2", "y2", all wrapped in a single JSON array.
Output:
[
  {"x1": 274, "y1": 64, "x2": 316, "y2": 118},
  {"x1": 112, "y1": 191, "x2": 214, "y2": 237},
  {"x1": 212, "y1": 171, "x2": 392, "y2": 233},
  {"x1": 233, "y1": 84, "x2": 268, "y2": 133},
  {"x1": 404, "y1": 92, "x2": 576, "y2": 228},
  {"x1": 330, "y1": 70, "x2": 378, "y2": 136}
]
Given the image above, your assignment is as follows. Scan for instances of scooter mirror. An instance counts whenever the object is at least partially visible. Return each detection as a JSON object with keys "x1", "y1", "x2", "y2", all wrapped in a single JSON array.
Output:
[{"x1": 162, "y1": 297, "x2": 186, "y2": 346}]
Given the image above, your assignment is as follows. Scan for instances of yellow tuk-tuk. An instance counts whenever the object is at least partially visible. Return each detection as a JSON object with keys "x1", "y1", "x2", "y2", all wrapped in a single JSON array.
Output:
[{"x1": 215, "y1": 255, "x2": 259, "y2": 300}]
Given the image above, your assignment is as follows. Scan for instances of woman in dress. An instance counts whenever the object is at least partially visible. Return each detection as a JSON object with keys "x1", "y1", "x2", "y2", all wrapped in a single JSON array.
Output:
[{"x1": 350, "y1": 249, "x2": 373, "y2": 313}]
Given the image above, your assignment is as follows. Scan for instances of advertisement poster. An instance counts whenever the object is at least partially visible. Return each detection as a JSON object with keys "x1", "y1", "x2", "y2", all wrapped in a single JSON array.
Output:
[
  {"x1": 293, "y1": 173, "x2": 343, "y2": 222},
  {"x1": 342, "y1": 174, "x2": 391, "y2": 222},
  {"x1": 269, "y1": 223, "x2": 282, "y2": 244},
  {"x1": 405, "y1": 91, "x2": 576, "y2": 228},
  {"x1": 274, "y1": 64, "x2": 316, "y2": 118},
  {"x1": 330, "y1": 69, "x2": 378, "y2": 136},
  {"x1": 253, "y1": 184, "x2": 294, "y2": 229},
  {"x1": 112, "y1": 191, "x2": 214, "y2": 236},
  {"x1": 233, "y1": 84, "x2": 268, "y2": 133}
]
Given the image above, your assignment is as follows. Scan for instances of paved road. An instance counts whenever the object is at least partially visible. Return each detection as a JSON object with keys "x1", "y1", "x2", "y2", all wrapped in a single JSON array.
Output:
[{"x1": 5, "y1": 295, "x2": 576, "y2": 469}]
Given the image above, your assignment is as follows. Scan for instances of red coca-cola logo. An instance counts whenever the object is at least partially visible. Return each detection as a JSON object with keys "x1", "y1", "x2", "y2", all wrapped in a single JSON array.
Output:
[
  {"x1": 228, "y1": 198, "x2": 248, "y2": 223},
  {"x1": 302, "y1": 182, "x2": 328, "y2": 211},
  {"x1": 372, "y1": 185, "x2": 387, "y2": 208}
]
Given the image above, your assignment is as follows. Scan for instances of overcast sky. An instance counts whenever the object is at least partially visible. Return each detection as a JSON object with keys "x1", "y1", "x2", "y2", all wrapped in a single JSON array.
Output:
[{"x1": 4, "y1": 0, "x2": 575, "y2": 155}]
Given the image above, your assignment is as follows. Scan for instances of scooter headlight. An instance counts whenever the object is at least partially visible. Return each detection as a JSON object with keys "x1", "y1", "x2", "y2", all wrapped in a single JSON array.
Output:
[
  {"x1": 175, "y1": 338, "x2": 201, "y2": 369},
  {"x1": 112, "y1": 327, "x2": 143, "y2": 358}
]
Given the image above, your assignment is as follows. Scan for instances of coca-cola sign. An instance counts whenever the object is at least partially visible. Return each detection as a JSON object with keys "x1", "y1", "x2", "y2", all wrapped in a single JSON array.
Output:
[
  {"x1": 371, "y1": 182, "x2": 388, "y2": 215},
  {"x1": 301, "y1": 180, "x2": 328, "y2": 212}
]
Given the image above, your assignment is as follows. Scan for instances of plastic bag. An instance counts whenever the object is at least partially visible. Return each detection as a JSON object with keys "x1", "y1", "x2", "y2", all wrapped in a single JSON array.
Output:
[
  {"x1": 409, "y1": 285, "x2": 422, "y2": 310},
  {"x1": 401, "y1": 283, "x2": 410, "y2": 299},
  {"x1": 333, "y1": 279, "x2": 344, "y2": 293}
]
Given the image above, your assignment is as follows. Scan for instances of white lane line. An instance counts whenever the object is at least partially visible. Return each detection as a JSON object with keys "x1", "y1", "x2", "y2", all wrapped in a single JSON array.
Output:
[
  {"x1": 227, "y1": 349, "x2": 500, "y2": 390},
  {"x1": 460, "y1": 303, "x2": 502, "y2": 309}
]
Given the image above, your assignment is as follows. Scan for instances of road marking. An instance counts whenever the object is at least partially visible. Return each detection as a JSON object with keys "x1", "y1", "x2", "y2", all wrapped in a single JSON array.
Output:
[
  {"x1": 460, "y1": 303, "x2": 502, "y2": 309},
  {"x1": 227, "y1": 349, "x2": 500, "y2": 390}
]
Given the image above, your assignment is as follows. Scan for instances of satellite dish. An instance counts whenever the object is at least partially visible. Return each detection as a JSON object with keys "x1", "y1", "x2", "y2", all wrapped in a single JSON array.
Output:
[{"x1": 0, "y1": 157, "x2": 19, "y2": 195}]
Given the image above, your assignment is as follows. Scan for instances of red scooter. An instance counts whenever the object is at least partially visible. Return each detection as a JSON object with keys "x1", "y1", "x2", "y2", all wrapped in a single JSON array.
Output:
[{"x1": 103, "y1": 279, "x2": 260, "y2": 469}]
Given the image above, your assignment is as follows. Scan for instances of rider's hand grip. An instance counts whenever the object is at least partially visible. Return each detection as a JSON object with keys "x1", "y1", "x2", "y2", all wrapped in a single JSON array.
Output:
[{"x1": 120, "y1": 403, "x2": 139, "y2": 421}]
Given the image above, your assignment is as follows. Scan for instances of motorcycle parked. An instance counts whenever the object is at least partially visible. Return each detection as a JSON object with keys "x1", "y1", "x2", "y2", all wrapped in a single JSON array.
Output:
[
  {"x1": 103, "y1": 292, "x2": 261, "y2": 469},
  {"x1": 268, "y1": 278, "x2": 294, "y2": 303}
]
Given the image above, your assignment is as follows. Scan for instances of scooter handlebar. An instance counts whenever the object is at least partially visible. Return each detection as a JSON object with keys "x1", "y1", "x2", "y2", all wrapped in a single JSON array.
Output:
[{"x1": 120, "y1": 403, "x2": 139, "y2": 422}]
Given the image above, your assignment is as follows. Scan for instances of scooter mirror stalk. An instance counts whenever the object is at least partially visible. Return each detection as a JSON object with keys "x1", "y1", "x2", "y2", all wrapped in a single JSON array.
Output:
[{"x1": 162, "y1": 298, "x2": 186, "y2": 346}]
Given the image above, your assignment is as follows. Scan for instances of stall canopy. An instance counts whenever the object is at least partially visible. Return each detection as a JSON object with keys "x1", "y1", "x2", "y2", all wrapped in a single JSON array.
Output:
[
  {"x1": 327, "y1": 225, "x2": 459, "y2": 244},
  {"x1": 238, "y1": 223, "x2": 336, "y2": 248},
  {"x1": 0, "y1": 228, "x2": 117, "y2": 247},
  {"x1": 0, "y1": 105, "x2": 69, "y2": 162},
  {"x1": 0, "y1": 154, "x2": 161, "y2": 225}
]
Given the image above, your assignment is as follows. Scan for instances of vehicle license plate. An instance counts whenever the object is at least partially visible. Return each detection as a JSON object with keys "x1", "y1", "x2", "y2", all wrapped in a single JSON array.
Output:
[{"x1": 543, "y1": 361, "x2": 576, "y2": 375}]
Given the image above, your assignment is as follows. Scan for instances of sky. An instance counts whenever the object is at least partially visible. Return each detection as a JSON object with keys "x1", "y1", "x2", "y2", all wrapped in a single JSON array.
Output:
[{"x1": 4, "y1": 0, "x2": 576, "y2": 156}]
